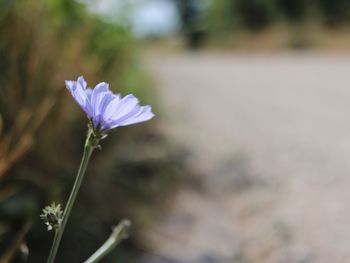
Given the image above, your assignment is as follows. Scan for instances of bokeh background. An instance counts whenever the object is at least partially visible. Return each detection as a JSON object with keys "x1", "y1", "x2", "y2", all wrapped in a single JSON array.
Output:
[{"x1": 2, "y1": 0, "x2": 350, "y2": 262}]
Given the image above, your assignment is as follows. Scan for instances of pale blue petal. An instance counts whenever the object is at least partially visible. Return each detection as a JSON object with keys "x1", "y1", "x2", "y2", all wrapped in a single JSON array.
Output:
[
  {"x1": 91, "y1": 83, "x2": 111, "y2": 115},
  {"x1": 65, "y1": 80, "x2": 75, "y2": 91},
  {"x1": 77, "y1": 76, "x2": 87, "y2": 90},
  {"x1": 91, "y1": 92, "x2": 115, "y2": 126},
  {"x1": 66, "y1": 77, "x2": 154, "y2": 131},
  {"x1": 118, "y1": 106, "x2": 155, "y2": 126},
  {"x1": 109, "y1": 94, "x2": 139, "y2": 121},
  {"x1": 93, "y1": 82, "x2": 109, "y2": 94},
  {"x1": 102, "y1": 94, "x2": 121, "y2": 121},
  {"x1": 65, "y1": 79, "x2": 93, "y2": 117},
  {"x1": 108, "y1": 106, "x2": 140, "y2": 129},
  {"x1": 86, "y1": 88, "x2": 93, "y2": 99}
]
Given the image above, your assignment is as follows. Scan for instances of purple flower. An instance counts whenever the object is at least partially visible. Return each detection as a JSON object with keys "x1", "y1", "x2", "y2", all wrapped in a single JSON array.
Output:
[{"x1": 65, "y1": 76, "x2": 154, "y2": 131}]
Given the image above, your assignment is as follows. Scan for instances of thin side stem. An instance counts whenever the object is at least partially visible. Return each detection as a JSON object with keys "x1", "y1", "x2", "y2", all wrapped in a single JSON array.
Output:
[
  {"x1": 47, "y1": 137, "x2": 94, "y2": 263},
  {"x1": 47, "y1": 230, "x2": 60, "y2": 263},
  {"x1": 84, "y1": 219, "x2": 131, "y2": 263}
]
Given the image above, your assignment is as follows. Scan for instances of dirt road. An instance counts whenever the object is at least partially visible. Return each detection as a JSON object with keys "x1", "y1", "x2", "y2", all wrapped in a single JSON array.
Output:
[{"x1": 143, "y1": 52, "x2": 350, "y2": 263}]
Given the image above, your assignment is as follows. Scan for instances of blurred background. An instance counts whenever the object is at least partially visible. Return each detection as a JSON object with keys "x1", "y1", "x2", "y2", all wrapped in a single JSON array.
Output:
[{"x1": 2, "y1": 0, "x2": 350, "y2": 262}]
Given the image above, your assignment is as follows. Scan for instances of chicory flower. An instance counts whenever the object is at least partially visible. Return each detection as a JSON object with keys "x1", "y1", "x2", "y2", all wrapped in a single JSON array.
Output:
[{"x1": 65, "y1": 76, "x2": 154, "y2": 132}]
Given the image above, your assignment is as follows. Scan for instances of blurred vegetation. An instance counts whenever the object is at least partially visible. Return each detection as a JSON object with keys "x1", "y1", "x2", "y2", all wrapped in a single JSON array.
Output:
[
  {"x1": 0, "y1": 0, "x2": 185, "y2": 262},
  {"x1": 176, "y1": 0, "x2": 350, "y2": 49},
  {"x1": 207, "y1": 0, "x2": 350, "y2": 33},
  {"x1": 175, "y1": 0, "x2": 207, "y2": 49}
]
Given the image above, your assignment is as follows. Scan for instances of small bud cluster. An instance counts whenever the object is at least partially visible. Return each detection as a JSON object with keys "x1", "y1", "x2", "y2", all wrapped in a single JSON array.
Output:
[{"x1": 40, "y1": 203, "x2": 63, "y2": 231}]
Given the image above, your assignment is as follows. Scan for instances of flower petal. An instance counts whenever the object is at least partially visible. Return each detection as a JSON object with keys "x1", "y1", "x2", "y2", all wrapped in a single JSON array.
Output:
[
  {"x1": 102, "y1": 94, "x2": 121, "y2": 121},
  {"x1": 91, "y1": 92, "x2": 115, "y2": 127},
  {"x1": 117, "y1": 106, "x2": 155, "y2": 126},
  {"x1": 108, "y1": 105, "x2": 154, "y2": 129},
  {"x1": 86, "y1": 88, "x2": 93, "y2": 99},
  {"x1": 93, "y1": 82, "x2": 109, "y2": 94},
  {"x1": 65, "y1": 79, "x2": 93, "y2": 117},
  {"x1": 77, "y1": 76, "x2": 87, "y2": 90},
  {"x1": 65, "y1": 77, "x2": 155, "y2": 131},
  {"x1": 109, "y1": 94, "x2": 139, "y2": 121},
  {"x1": 90, "y1": 83, "x2": 111, "y2": 116}
]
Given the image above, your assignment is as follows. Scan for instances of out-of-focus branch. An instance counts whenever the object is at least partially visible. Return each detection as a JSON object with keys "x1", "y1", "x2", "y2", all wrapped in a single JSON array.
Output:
[
  {"x1": 0, "y1": 95, "x2": 56, "y2": 178},
  {"x1": 84, "y1": 219, "x2": 131, "y2": 263},
  {"x1": 0, "y1": 221, "x2": 32, "y2": 263}
]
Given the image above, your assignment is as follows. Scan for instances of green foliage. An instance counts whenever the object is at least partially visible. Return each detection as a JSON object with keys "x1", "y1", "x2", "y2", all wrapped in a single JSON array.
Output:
[
  {"x1": 318, "y1": 0, "x2": 350, "y2": 26},
  {"x1": 207, "y1": 0, "x2": 277, "y2": 33},
  {"x1": 206, "y1": 0, "x2": 239, "y2": 34},
  {"x1": 274, "y1": 0, "x2": 308, "y2": 22},
  {"x1": 0, "y1": 0, "x2": 184, "y2": 262},
  {"x1": 233, "y1": 0, "x2": 276, "y2": 30},
  {"x1": 207, "y1": 0, "x2": 350, "y2": 35}
]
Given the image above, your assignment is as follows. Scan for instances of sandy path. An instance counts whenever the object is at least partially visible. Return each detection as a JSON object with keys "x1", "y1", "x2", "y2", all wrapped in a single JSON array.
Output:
[{"x1": 142, "y1": 52, "x2": 350, "y2": 263}]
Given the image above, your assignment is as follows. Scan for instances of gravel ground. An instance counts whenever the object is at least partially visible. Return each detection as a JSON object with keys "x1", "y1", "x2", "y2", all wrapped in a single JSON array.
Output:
[{"x1": 142, "y1": 52, "x2": 350, "y2": 263}]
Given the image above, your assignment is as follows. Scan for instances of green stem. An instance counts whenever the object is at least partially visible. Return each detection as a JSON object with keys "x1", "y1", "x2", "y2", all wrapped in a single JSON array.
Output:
[
  {"x1": 84, "y1": 219, "x2": 131, "y2": 263},
  {"x1": 47, "y1": 134, "x2": 95, "y2": 263}
]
